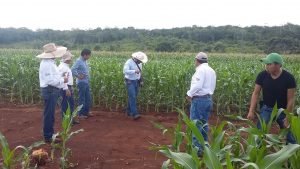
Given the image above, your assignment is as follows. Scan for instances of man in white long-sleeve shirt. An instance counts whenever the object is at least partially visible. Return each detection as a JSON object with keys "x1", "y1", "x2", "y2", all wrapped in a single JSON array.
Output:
[
  {"x1": 123, "y1": 51, "x2": 148, "y2": 120},
  {"x1": 58, "y1": 51, "x2": 79, "y2": 125},
  {"x1": 37, "y1": 43, "x2": 68, "y2": 143},
  {"x1": 186, "y1": 52, "x2": 216, "y2": 157}
]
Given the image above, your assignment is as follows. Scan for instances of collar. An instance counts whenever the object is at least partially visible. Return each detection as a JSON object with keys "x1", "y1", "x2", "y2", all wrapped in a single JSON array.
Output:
[{"x1": 196, "y1": 63, "x2": 208, "y2": 70}]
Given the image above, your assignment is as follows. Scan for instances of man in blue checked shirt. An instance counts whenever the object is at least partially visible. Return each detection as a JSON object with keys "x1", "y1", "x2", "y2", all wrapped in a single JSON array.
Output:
[
  {"x1": 123, "y1": 51, "x2": 148, "y2": 120},
  {"x1": 71, "y1": 49, "x2": 93, "y2": 119}
]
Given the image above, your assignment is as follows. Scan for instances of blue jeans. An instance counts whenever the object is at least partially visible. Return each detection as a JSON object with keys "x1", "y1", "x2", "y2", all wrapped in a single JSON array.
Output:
[
  {"x1": 257, "y1": 105, "x2": 296, "y2": 144},
  {"x1": 41, "y1": 86, "x2": 60, "y2": 140},
  {"x1": 60, "y1": 86, "x2": 75, "y2": 117},
  {"x1": 125, "y1": 79, "x2": 139, "y2": 117},
  {"x1": 77, "y1": 82, "x2": 91, "y2": 116},
  {"x1": 190, "y1": 96, "x2": 213, "y2": 155}
]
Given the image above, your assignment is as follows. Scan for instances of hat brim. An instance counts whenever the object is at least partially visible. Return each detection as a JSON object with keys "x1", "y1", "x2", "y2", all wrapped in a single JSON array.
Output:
[
  {"x1": 36, "y1": 47, "x2": 67, "y2": 59},
  {"x1": 132, "y1": 53, "x2": 148, "y2": 63},
  {"x1": 260, "y1": 58, "x2": 272, "y2": 64}
]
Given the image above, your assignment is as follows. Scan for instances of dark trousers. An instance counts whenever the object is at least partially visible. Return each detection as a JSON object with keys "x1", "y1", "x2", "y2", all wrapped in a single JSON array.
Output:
[
  {"x1": 77, "y1": 82, "x2": 91, "y2": 116},
  {"x1": 41, "y1": 86, "x2": 60, "y2": 140},
  {"x1": 60, "y1": 86, "x2": 75, "y2": 117}
]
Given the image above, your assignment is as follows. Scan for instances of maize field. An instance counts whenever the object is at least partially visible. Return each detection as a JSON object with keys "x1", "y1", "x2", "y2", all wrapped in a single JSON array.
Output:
[{"x1": 1, "y1": 49, "x2": 300, "y2": 116}]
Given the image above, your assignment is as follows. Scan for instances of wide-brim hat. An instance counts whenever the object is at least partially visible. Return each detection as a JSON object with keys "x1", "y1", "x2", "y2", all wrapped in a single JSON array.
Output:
[
  {"x1": 132, "y1": 51, "x2": 148, "y2": 63},
  {"x1": 61, "y1": 51, "x2": 74, "y2": 62},
  {"x1": 36, "y1": 43, "x2": 67, "y2": 59}
]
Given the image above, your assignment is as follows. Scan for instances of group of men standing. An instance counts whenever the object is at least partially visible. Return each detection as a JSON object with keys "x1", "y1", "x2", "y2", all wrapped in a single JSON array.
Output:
[
  {"x1": 37, "y1": 43, "x2": 297, "y2": 158},
  {"x1": 37, "y1": 43, "x2": 92, "y2": 143},
  {"x1": 187, "y1": 52, "x2": 297, "y2": 156}
]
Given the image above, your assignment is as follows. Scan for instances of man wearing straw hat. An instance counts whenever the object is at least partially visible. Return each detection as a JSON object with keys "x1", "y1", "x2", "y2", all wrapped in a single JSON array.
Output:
[
  {"x1": 247, "y1": 53, "x2": 296, "y2": 144},
  {"x1": 37, "y1": 43, "x2": 68, "y2": 143},
  {"x1": 123, "y1": 51, "x2": 148, "y2": 120},
  {"x1": 58, "y1": 51, "x2": 79, "y2": 125},
  {"x1": 186, "y1": 52, "x2": 216, "y2": 157}
]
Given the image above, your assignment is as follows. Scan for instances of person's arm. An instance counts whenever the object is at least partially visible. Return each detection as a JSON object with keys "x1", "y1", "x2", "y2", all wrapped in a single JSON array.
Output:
[
  {"x1": 71, "y1": 60, "x2": 80, "y2": 78},
  {"x1": 286, "y1": 88, "x2": 296, "y2": 113},
  {"x1": 123, "y1": 61, "x2": 137, "y2": 75},
  {"x1": 247, "y1": 84, "x2": 261, "y2": 120},
  {"x1": 186, "y1": 69, "x2": 205, "y2": 98}
]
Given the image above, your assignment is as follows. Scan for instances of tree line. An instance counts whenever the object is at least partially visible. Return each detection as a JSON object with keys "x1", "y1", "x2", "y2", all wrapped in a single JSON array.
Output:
[{"x1": 0, "y1": 23, "x2": 299, "y2": 53}]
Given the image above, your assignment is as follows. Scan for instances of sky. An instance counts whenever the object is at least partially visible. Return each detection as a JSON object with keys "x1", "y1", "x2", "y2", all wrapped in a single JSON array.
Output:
[{"x1": 1, "y1": 0, "x2": 299, "y2": 30}]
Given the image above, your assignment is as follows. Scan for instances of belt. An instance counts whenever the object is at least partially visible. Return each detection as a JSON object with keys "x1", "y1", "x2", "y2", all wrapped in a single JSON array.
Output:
[
  {"x1": 192, "y1": 94, "x2": 211, "y2": 99},
  {"x1": 46, "y1": 85, "x2": 59, "y2": 90},
  {"x1": 125, "y1": 78, "x2": 138, "y2": 81}
]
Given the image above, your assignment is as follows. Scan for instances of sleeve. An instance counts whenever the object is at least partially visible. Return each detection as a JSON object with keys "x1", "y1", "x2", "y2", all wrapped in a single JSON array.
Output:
[
  {"x1": 71, "y1": 60, "x2": 80, "y2": 78},
  {"x1": 287, "y1": 73, "x2": 296, "y2": 89},
  {"x1": 123, "y1": 61, "x2": 136, "y2": 75},
  {"x1": 255, "y1": 71, "x2": 265, "y2": 86},
  {"x1": 186, "y1": 69, "x2": 205, "y2": 97}
]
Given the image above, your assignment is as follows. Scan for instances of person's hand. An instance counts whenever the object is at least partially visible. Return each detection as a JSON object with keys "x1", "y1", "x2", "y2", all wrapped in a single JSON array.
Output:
[
  {"x1": 247, "y1": 111, "x2": 255, "y2": 120},
  {"x1": 186, "y1": 96, "x2": 192, "y2": 102},
  {"x1": 66, "y1": 89, "x2": 71, "y2": 97},
  {"x1": 135, "y1": 70, "x2": 140, "y2": 74},
  {"x1": 78, "y1": 74, "x2": 85, "y2": 80},
  {"x1": 283, "y1": 117, "x2": 290, "y2": 128},
  {"x1": 63, "y1": 76, "x2": 68, "y2": 83}
]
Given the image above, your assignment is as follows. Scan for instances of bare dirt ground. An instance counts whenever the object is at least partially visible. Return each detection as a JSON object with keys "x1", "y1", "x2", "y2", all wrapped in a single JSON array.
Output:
[
  {"x1": 0, "y1": 104, "x2": 280, "y2": 169},
  {"x1": 0, "y1": 104, "x2": 178, "y2": 169}
]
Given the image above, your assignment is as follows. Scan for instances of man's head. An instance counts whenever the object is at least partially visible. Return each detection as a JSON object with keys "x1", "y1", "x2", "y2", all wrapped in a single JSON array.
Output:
[
  {"x1": 132, "y1": 51, "x2": 148, "y2": 64},
  {"x1": 261, "y1": 53, "x2": 283, "y2": 73},
  {"x1": 195, "y1": 52, "x2": 208, "y2": 66},
  {"x1": 62, "y1": 51, "x2": 73, "y2": 64},
  {"x1": 81, "y1": 49, "x2": 91, "y2": 60}
]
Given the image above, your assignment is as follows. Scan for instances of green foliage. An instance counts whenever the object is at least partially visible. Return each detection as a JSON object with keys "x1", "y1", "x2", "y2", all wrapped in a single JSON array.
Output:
[
  {"x1": 1, "y1": 50, "x2": 300, "y2": 116},
  {"x1": 153, "y1": 107, "x2": 300, "y2": 169},
  {"x1": 50, "y1": 105, "x2": 84, "y2": 169},
  {"x1": 0, "y1": 24, "x2": 300, "y2": 53}
]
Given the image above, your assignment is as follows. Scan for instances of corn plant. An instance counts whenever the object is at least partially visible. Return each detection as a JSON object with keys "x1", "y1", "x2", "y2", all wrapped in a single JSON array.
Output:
[
  {"x1": 51, "y1": 105, "x2": 83, "y2": 169},
  {"x1": 153, "y1": 108, "x2": 300, "y2": 169},
  {"x1": 0, "y1": 132, "x2": 44, "y2": 169}
]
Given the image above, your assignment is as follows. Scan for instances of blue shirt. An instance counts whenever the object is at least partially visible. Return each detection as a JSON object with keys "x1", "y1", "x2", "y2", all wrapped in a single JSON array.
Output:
[
  {"x1": 71, "y1": 57, "x2": 90, "y2": 84},
  {"x1": 123, "y1": 59, "x2": 142, "y2": 80}
]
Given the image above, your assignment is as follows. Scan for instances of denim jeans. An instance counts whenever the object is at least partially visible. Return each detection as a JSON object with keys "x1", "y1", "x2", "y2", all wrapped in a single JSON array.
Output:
[
  {"x1": 41, "y1": 86, "x2": 60, "y2": 140},
  {"x1": 60, "y1": 86, "x2": 75, "y2": 117},
  {"x1": 257, "y1": 105, "x2": 296, "y2": 144},
  {"x1": 125, "y1": 79, "x2": 139, "y2": 117},
  {"x1": 190, "y1": 96, "x2": 213, "y2": 155},
  {"x1": 77, "y1": 82, "x2": 91, "y2": 116}
]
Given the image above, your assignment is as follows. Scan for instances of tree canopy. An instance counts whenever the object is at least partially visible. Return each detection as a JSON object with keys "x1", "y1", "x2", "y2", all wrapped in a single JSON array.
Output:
[{"x1": 0, "y1": 24, "x2": 299, "y2": 53}]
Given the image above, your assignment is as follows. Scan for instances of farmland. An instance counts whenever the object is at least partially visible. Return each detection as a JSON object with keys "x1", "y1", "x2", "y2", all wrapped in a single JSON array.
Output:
[
  {"x1": 1, "y1": 49, "x2": 300, "y2": 115},
  {"x1": 1, "y1": 49, "x2": 300, "y2": 168}
]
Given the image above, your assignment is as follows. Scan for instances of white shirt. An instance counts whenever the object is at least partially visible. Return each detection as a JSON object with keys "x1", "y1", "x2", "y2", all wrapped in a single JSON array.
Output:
[
  {"x1": 123, "y1": 59, "x2": 142, "y2": 80},
  {"x1": 39, "y1": 59, "x2": 64, "y2": 88},
  {"x1": 58, "y1": 62, "x2": 73, "y2": 90},
  {"x1": 187, "y1": 63, "x2": 216, "y2": 97}
]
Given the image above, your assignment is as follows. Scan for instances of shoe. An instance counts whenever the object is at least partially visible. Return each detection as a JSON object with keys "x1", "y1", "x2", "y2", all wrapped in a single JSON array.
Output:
[
  {"x1": 78, "y1": 115, "x2": 88, "y2": 119},
  {"x1": 44, "y1": 137, "x2": 61, "y2": 144},
  {"x1": 133, "y1": 114, "x2": 141, "y2": 120},
  {"x1": 72, "y1": 120, "x2": 80, "y2": 125},
  {"x1": 87, "y1": 112, "x2": 94, "y2": 117}
]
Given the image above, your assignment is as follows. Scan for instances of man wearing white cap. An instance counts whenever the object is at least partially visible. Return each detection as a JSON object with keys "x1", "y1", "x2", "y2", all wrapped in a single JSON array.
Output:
[
  {"x1": 37, "y1": 43, "x2": 68, "y2": 143},
  {"x1": 186, "y1": 52, "x2": 216, "y2": 157},
  {"x1": 58, "y1": 51, "x2": 79, "y2": 125},
  {"x1": 123, "y1": 51, "x2": 148, "y2": 120}
]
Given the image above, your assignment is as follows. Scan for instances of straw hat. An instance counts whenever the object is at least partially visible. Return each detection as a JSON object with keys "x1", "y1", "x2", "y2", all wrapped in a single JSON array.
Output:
[
  {"x1": 132, "y1": 51, "x2": 148, "y2": 63},
  {"x1": 36, "y1": 43, "x2": 67, "y2": 59},
  {"x1": 61, "y1": 51, "x2": 74, "y2": 62}
]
